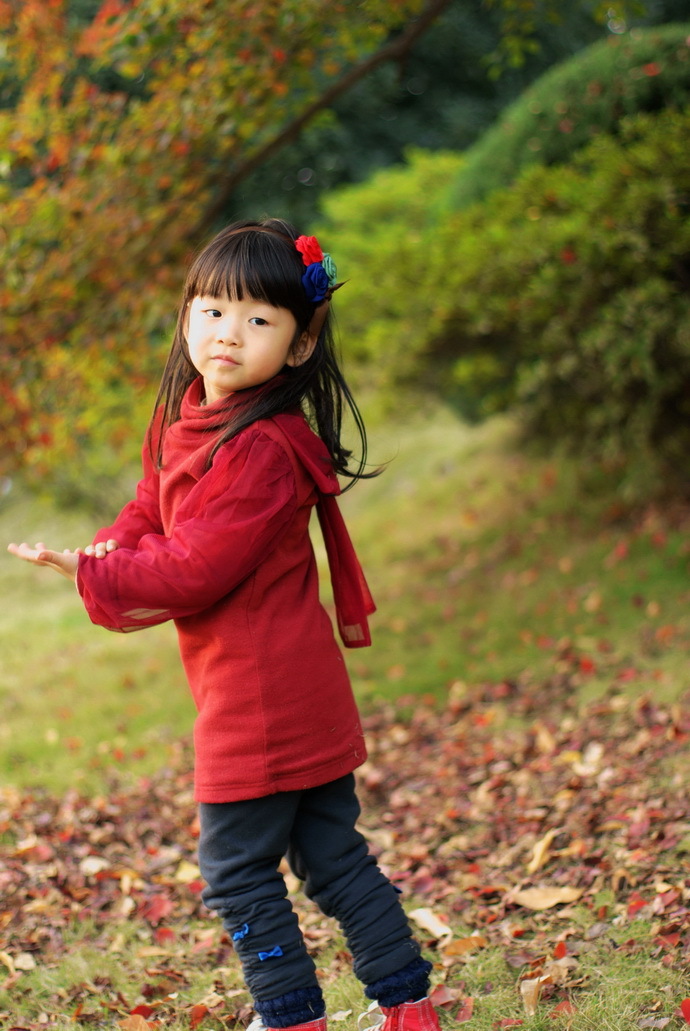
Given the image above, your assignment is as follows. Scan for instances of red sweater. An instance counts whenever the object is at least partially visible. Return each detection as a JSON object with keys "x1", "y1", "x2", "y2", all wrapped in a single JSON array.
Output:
[{"x1": 77, "y1": 379, "x2": 373, "y2": 802}]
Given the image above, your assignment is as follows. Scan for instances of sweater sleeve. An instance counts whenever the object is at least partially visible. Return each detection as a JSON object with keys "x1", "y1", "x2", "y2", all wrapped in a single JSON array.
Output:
[
  {"x1": 92, "y1": 419, "x2": 164, "y2": 548},
  {"x1": 77, "y1": 431, "x2": 298, "y2": 632}
]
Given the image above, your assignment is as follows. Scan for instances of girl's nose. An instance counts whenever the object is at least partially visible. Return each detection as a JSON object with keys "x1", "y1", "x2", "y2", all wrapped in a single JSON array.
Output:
[{"x1": 217, "y1": 318, "x2": 240, "y2": 345}]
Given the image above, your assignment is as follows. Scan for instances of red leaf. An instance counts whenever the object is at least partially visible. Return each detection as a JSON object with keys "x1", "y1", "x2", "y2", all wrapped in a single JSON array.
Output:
[
  {"x1": 131, "y1": 1007, "x2": 156, "y2": 1018},
  {"x1": 680, "y1": 999, "x2": 690, "y2": 1024},
  {"x1": 550, "y1": 1000, "x2": 577, "y2": 1017},
  {"x1": 140, "y1": 893, "x2": 174, "y2": 925},
  {"x1": 456, "y1": 998, "x2": 474, "y2": 1024},
  {"x1": 627, "y1": 892, "x2": 648, "y2": 916},
  {"x1": 553, "y1": 942, "x2": 567, "y2": 959},
  {"x1": 190, "y1": 1005, "x2": 210, "y2": 1028},
  {"x1": 154, "y1": 927, "x2": 176, "y2": 944},
  {"x1": 428, "y1": 985, "x2": 460, "y2": 1010}
]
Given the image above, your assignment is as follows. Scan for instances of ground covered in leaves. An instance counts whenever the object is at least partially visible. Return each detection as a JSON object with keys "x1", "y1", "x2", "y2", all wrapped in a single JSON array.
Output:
[{"x1": 2, "y1": 661, "x2": 690, "y2": 1030}]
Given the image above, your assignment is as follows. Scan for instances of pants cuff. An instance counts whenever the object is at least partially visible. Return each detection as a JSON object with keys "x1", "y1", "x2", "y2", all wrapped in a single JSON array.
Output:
[
  {"x1": 254, "y1": 986, "x2": 326, "y2": 1028},
  {"x1": 365, "y1": 956, "x2": 433, "y2": 1007}
]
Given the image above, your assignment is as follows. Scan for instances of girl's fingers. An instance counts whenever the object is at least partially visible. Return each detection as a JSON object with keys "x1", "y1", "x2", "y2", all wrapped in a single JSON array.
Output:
[{"x1": 81, "y1": 540, "x2": 118, "y2": 558}]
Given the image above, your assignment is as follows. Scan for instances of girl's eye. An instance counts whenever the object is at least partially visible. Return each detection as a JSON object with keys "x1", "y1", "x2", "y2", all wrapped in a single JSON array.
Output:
[
  {"x1": 249, "y1": 317, "x2": 268, "y2": 326},
  {"x1": 204, "y1": 309, "x2": 222, "y2": 318}
]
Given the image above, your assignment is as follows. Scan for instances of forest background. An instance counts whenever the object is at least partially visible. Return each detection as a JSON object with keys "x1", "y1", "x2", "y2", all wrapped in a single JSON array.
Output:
[{"x1": 1, "y1": 1, "x2": 690, "y2": 1029}]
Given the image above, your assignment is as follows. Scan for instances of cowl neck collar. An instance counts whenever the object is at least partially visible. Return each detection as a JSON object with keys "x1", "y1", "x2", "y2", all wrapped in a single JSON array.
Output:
[
  {"x1": 167, "y1": 377, "x2": 269, "y2": 460},
  {"x1": 180, "y1": 376, "x2": 234, "y2": 422},
  {"x1": 165, "y1": 377, "x2": 254, "y2": 474}
]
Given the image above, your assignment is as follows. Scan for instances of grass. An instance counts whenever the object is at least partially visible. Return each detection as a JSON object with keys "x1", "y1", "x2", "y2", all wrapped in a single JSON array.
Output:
[
  {"x1": 342, "y1": 408, "x2": 690, "y2": 707},
  {"x1": 2, "y1": 905, "x2": 689, "y2": 1029},
  {"x1": 0, "y1": 491, "x2": 194, "y2": 794},
  {"x1": 1, "y1": 405, "x2": 689, "y2": 1029}
]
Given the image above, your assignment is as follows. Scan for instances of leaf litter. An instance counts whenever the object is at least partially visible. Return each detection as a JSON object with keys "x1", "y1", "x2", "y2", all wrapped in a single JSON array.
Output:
[{"x1": 1, "y1": 662, "x2": 690, "y2": 1027}]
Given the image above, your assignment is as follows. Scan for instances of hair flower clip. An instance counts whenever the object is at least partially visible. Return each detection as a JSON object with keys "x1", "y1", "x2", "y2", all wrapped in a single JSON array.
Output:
[{"x1": 295, "y1": 235, "x2": 338, "y2": 304}]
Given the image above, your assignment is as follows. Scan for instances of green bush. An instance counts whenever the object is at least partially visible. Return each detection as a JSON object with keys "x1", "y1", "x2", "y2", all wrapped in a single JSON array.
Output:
[
  {"x1": 448, "y1": 23, "x2": 690, "y2": 209},
  {"x1": 320, "y1": 148, "x2": 464, "y2": 394},
  {"x1": 434, "y1": 107, "x2": 690, "y2": 481},
  {"x1": 323, "y1": 106, "x2": 690, "y2": 494}
]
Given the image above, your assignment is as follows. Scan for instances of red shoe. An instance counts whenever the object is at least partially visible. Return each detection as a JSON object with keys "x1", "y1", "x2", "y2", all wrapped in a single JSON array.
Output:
[
  {"x1": 358, "y1": 998, "x2": 441, "y2": 1031},
  {"x1": 248, "y1": 1019, "x2": 327, "y2": 1031}
]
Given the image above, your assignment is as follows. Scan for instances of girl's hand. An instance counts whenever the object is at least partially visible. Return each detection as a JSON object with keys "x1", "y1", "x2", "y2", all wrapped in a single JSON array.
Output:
[
  {"x1": 7, "y1": 541, "x2": 81, "y2": 582},
  {"x1": 82, "y1": 539, "x2": 119, "y2": 559}
]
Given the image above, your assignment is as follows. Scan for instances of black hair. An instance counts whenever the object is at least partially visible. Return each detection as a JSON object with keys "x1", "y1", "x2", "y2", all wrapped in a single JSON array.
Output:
[{"x1": 149, "y1": 217, "x2": 376, "y2": 487}]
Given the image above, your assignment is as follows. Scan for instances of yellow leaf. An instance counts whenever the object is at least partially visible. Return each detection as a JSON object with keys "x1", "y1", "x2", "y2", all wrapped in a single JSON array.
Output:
[
  {"x1": 511, "y1": 886, "x2": 583, "y2": 910},
  {"x1": 175, "y1": 860, "x2": 202, "y2": 883},
  {"x1": 408, "y1": 908, "x2": 452, "y2": 939},
  {"x1": 442, "y1": 935, "x2": 488, "y2": 958},
  {"x1": 0, "y1": 951, "x2": 15, "y2": 975},
  {"x1": 526, "y1": 828, "x2": 559, "y2": 875},
  {"x1": 118, "y1": 1018, "x2": 152, "y2": 1031},
  {"x1": 520, "y1": 974, "x2": 551, "y2": 1016},
  {"x1": 14, "y1": 953, "x2": 36, "y2": 971}
]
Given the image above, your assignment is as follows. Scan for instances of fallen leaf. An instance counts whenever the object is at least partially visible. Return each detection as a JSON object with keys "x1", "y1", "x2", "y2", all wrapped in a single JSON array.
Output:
[
  {"x1": 0, "y1": 952, "x2": 15, "y2": 975},
  {"x1": 153, "y1": 927, "x2": 176, "y2": 945},
  {"x1": 456, "y1": 997, "x2": 474, "y2": 1023},
  {"x1": 118, "y1": 1017, "x2": 154, "y2": 1031},
  {"x1": 331, "y1": 1011, "x2": 353, "y2": 1022},
  {"x1": 680, "y1": 999, "x2": 690, "y2": 1024},
  {"x1": 139, "y1": 893, "x2": 174, "y2": 925},
  {"x1": 526, "y1": 829, "x2": 559, "y2": 875},
  {"x1": 442, "y1": 935, "x2": 488, "y2": 958},
  {"x1": 80, "y1": 855, "x2": 110, "y2": 876},
  {"x1": 408, "y1": 908, "x2": 452, "y2": 939},
  {"x1": 543, "y1": 956, "x2": 580, "y2": 986},
  {"x1": 190, "y1": 1004, "x2": 210, "y2": 1028},
  {"x1": 13, "y1": 953, "x2": 36, "y2": 972},
  {"x1": 511, "y1": 887, "x2": 583, "y2": 911},
  {"x1": 520, "y1": 975, "x2": 550, "y2": 1016},
  {"x1": 175, "y1": 860, "x2": 202, "y2": 883},
  {"x1": 197, "y1": 990, "x2": 224, "y2": 1008},
  {"x1": 550, "y1": 999, "x2": 577, "y2": 1017},
  {"x1": 428, "y1": 985, "x2": 461, "y2": 1009}
]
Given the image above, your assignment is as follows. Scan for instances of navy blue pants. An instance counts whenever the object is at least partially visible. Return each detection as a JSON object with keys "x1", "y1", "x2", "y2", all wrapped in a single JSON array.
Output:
[{"x1": 198, "y1": 774, "x2": 429, "y2": 1026}]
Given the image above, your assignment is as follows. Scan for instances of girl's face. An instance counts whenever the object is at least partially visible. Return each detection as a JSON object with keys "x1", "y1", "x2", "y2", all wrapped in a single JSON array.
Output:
[{"x1": 185, "y1": 295, "x2": 315, "y2": 405}]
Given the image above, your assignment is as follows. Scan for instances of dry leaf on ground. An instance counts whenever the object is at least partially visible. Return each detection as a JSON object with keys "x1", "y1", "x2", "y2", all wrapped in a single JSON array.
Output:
[
  {"x1": 408, "y1": 908, "x2": 452, "y2": 939},
  {"x1": 511, "y1": 886, "x2": 583, "y2": 911}
]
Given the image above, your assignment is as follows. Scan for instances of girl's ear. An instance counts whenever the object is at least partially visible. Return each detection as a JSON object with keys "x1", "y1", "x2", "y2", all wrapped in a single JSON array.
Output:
[{"x1": 286, "y1": 329, "x2": 318, "y2": 367}]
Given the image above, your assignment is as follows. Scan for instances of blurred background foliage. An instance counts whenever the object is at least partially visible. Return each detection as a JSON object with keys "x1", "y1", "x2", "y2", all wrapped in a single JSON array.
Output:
[
  {"x1": 0, "y1": 0, "x2": 688, "y2": 507},
  {"x1": 319, "y1": 24, "x2": 690, "y2": 498}
]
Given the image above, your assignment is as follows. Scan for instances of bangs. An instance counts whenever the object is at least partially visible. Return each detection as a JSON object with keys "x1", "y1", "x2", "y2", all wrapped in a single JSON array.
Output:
[{"x1": 187, "y1": 229, "x2": 309, "y2": 318}]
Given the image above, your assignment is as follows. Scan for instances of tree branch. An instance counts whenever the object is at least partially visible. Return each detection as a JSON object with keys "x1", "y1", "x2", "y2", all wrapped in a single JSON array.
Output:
[{"x1": 197, "y1": 0, "x2": 455, "y2": 234}]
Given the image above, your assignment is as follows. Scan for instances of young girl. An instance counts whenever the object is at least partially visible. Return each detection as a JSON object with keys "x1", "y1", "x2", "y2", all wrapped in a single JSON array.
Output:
[{"x1": 8, "y1": 219, "x2": 441, "y2": 1031}]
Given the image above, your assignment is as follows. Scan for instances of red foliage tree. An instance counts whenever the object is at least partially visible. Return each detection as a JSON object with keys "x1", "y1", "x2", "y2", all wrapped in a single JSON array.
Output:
[{"x1": 0, "y1": 0, "x2": 642, "y2": 500}]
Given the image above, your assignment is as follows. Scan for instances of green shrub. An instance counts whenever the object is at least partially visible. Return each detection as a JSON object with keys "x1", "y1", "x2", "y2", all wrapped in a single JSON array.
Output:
[
  {"x1": 320, "y1": 149, "x2": 464, "y2": 394},
  {"x1": 448, "y1": 23, "x2": 690, "y2": 209},
  {"x1": 323, "y1": 106, "x2": 690, "y2": 495}
]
